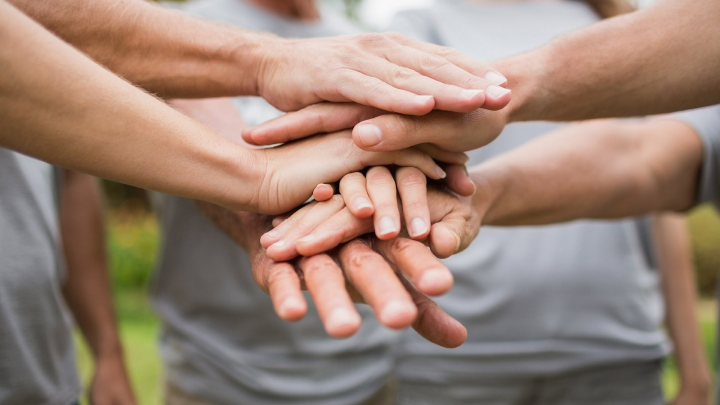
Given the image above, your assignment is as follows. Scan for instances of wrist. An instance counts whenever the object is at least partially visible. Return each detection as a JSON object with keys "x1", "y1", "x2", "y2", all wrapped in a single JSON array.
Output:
[
  {"x1": 469, "y1": 164, "x2": 507, "y2": 225},
  {"x1": 213, "y1": 145, "x2": 267, "y2": 212},
  {"x1": 228, "y1": 31, "x2": 284, "y2": 97},
  {"x1": 224, "y1": 29, "x2": 281, "y2": 96},
  {"x1": 493, "y1": 46, "x2": 555, "y2": 123}
]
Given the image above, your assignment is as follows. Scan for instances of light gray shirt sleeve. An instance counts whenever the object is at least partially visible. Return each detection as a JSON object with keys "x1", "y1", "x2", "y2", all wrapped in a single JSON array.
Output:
[{"x1": 670, "y1": 105, "x2": 720, "y2": 209}]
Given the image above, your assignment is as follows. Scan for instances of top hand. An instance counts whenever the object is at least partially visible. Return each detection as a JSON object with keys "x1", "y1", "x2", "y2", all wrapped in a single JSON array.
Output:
[
  {"x1": 255, "y1": 32, "x2": 511, "y2": 114},
  {"x1": 207, "y1": 206, "x2": 468, "y2": 348},
  {"x1": 242, "y1": 101, "x2": 510, "y2": 153}
]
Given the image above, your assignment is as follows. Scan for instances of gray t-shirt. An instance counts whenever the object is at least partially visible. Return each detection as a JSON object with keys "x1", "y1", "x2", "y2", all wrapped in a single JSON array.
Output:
[
  {"x1": 0, "y1": 148, "x2": 79, "y2": 405},
  {"x1": 390, "y1": 2, "x2": 668, "y2": 399},
  {"x1": 151, "y1": 2, "x2": 398, "y2": 405},
  {"x1": 672, "y1": 105, "x2": 720, "y2": 208}
]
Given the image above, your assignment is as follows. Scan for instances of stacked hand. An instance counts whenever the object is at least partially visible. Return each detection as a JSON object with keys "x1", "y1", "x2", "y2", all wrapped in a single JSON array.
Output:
[{"x1": 173, "y1": 35, "x2": 511, "y2": 345}]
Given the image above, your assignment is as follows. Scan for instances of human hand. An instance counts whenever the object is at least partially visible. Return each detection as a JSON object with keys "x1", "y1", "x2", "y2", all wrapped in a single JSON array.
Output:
[
  {"x1": 242, "y1": 101, "x2": 509, "y2": 153},
  {"x1": 239, "y1": 210, "x2": 467, "y2": 347},
  {"x1": 251, "y1": 130, "x2": 467, "y2": 214},
  {"x1": 262, "y1": 173, "x2": 481, "y2": 263},
  {"x1": 88, "y1": 353, "x2": 137, "y2": 405},
  {"x1": 254, "y1": 32, "x2": 511, "y2": 114}
]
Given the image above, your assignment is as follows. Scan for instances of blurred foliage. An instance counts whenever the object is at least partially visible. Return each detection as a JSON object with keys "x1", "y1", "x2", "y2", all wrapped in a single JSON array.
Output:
[
  {"x1": 687, "y1": 204, "x2": 720, "y2": 297},
  {"x1": 107, "y1": 206, "x2": 159, "y2": 291}
]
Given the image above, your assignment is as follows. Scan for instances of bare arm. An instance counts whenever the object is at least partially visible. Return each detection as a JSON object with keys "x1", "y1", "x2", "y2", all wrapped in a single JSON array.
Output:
[
  {"x1": 500, "y1": 0, "x2": 720, "y2": 122},
  {"x1": 60, "y1": 170, "x2": 137, "y2": 405},
  {"x1": 0, "y1": 2, "x2": 261, "y2": 209},
  {"x1": 9, "y1": 0, "x2": 508, "y2": 113},
  {"x1": 473, "y1": 119, "x2": 704, "y2": 225},
  {"x1": 652, "y1": 214, "x2": 712, "y2": 405}
]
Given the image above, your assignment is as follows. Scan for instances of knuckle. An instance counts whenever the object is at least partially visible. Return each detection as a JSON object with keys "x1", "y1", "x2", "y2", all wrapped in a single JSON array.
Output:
[
  {"x1": 389, "y1": 237, "x2": 415, "y2": 255},
  {"x1": 419, "y1": 54, "x2": 448, "y2": 72},
  {"x1": 385, "y1": 31, "x2": 406, "y2": 41},
  {"x1": 358, "y1": 32, "x2": 389, "y2": 47},
  {"x1": 403, "y1": 200, "x2": 427, "y2": 213},
  {"x1": 347, "y1": 252, "x2": 381, "y2": 269},
  {"x1": 367, "y1": 173, "x2": 395, "y2": 188},
  {"x1": 305, "y1": 259, "x2": 338, "y2": 276},
  {"x1": 398, "y1": 169, "x2": 427, "y2": 188},
  {"x1": 390, "y1": 67, "x2": 420, "y2": 84},
  {"x1": 266, "y1": 266, "x2": 294, "y2": 288}
]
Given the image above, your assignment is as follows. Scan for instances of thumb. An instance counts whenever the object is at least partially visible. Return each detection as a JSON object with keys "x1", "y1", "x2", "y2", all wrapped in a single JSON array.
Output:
[
  {"x1": 428, "y1": 216, "x2": 478, "y2": 259},
  {"x1": 243, "y1": 103, "x2": 383, "y2": 145}
]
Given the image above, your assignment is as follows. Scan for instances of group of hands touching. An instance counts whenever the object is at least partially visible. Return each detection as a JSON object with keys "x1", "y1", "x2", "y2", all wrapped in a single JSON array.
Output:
[{"x1": 186, "y1": 33, "x2": 516, "y2": 349}]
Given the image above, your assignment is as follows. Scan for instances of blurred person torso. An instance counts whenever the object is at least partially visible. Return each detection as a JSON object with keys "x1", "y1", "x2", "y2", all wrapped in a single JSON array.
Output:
[
  {"x1": 0, "y1": 149, "x2": 79, "y2": 405},
  {"x1": 390, "y1": 2, "x2": 668, "y2": 404},
  {"x1": 151, "y1": 2, "x2": 400, "y2": 405}
]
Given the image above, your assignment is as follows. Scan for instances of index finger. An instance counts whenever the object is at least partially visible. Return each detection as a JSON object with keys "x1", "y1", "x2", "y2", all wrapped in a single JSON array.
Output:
[{"x1": 242, "y1": 103, "x2": 383, "y2": 146}]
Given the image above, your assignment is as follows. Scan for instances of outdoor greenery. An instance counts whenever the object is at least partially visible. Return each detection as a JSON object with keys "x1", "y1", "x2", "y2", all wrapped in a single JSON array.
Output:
[{"x1": 73, "y1": 204, "x2": 720, "y2": 404}]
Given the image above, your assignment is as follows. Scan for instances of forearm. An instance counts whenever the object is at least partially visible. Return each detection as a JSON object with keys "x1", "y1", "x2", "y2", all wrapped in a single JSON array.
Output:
[
  {"x1": 497, "y1": 0, "x2": 720, "y2": 122},
  {"x1": 60, "y1": 171, "x2": 122, "y2": 358},
  {"x1": 471, "y1": 119, "x2": 702, "y2": 225},
  {"x1": 0, "y1": 2, "x2": 261, "y2": 210},
  {"x1": 10, "y1": 0, "x2": 267, "y2": 98},
  {"x1": 653, "y1": 214, "x2": 712, "y2": 395}
]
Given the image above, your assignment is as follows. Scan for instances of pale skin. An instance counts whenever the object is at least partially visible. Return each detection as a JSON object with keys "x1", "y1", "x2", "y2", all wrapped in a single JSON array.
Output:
[
  {"x1": 8, "y1": 0, "x2": 511, "y2": 112},
  {"x1": 653, "y1": 214, "x2": 712, "y2": 405},
  {"x1": 0, "y1": 1, "x2": 475, "y2": 215},
  {"x1": 245, "y1": 0, "x2": 720, "y2": 152},
  {"x1": 60, "y1": 170, "x2": 137, "y2": 405},
  {"x1": 168, "y1": 97, "x2": 468, "y2": 345},
  {"x1": 277, "y1": 118, "x2": 711, "y2": 399}
]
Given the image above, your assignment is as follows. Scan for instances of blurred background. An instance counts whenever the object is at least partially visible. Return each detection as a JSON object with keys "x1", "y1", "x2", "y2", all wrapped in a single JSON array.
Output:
[{"x1": 75, "y1": 1, "x2": 719, "y2": 404}]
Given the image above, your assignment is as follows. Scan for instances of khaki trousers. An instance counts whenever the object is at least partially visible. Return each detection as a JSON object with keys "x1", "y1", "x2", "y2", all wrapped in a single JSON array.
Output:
[{"x1": 165, "y1": 378, "x2": 397, "y2": 405}]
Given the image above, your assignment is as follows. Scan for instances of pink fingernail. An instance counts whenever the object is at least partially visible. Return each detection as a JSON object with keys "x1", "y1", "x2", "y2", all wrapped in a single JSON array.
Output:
[
  {"x1": 377, "y1": 217, "x2": 397, "y2": 237},
  {"x1": 415, "y1": 95, "x2": 433, "y2": 105},
  {"x1": 486, "y1": 85, "x2": 511, "y2": 99},
  {"x1": 380, "y1": 300, "x2": 416, "y2": 327},
  {"x1": 409, "y1": 218, "x2": 428, "y2": 238},
  {"x1": 460, "y1": 89, "x2": 483, "y2": 100},
  {"x1": 356, "y1": 124, "x2": 382, "y2": 147},
  {"x1": 355, "y1": 197, "x2": 373, "y2": 211},
  {"x1": 436, "y1": 166, "x2": 447, "y2": 179},
  {"x1": 326, "y1": 308, "x2": 361, "y2": 334},
  {"x1": 484, "y1": 71, "x2": 507, "y2": 86},
  {"x1": 265, "y1": 230, "x2": 279, "y2": 240},
  {"x1": 271, "y1": 240, "x2": 286, "y2": 248},
  {"x1": 279, "y1": 296, "x2": 304, "y2": 319},
  {"x1": 418, "y1": 269, "x2": 454, "y2": 294}
]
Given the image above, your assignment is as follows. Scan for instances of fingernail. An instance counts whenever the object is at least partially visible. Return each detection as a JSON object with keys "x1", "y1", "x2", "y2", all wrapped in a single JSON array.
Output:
[
  {"x1": 381, "y1": 300, "x2": 417, "y2": 327},
  {"x1": 460, "y1": 89, "x2": 483, "y2": 100},
  {"x1": 265, "y1": 230, "x2": 278, "y2": 240},
  {"x1": 279, "y1": 296, "x2": 304, "y2": 319},
  {"x1": 326, "y1": 308, "x2": 360, "y2": 333},
  {"x1": 356, "y1": 124, "x2": 382, "y2": 147},
  {"x1": 418, "y1": 269, "x2": 454, "y2": 294},
  {"x1": 297, "y1": 234, "x2": 316, "y2": 243},
  {"x1": 355, "y1": 197, "x2": 373, "y2": 211},
  {"x1": 377, "y1": 216, "x2": 397, "y2": 237},
  {"x1": 436, "y1": 166, "x2": 447, "y2": 179},
  {"x1": 415, "y1": 95, "x2": 433, "y2": 105},
  {"x1": 484, "y1": 71, "x2": 507, "y2": 86},
  {"x1": 271, "y1": 240, "x2": 286, "y2": 248},
  {"x1": 486, "y1": 85, "x2": 511, "y2": 100},
  {"x1": 409, "y1": 218, "x2": 428, "y2": 238}
]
